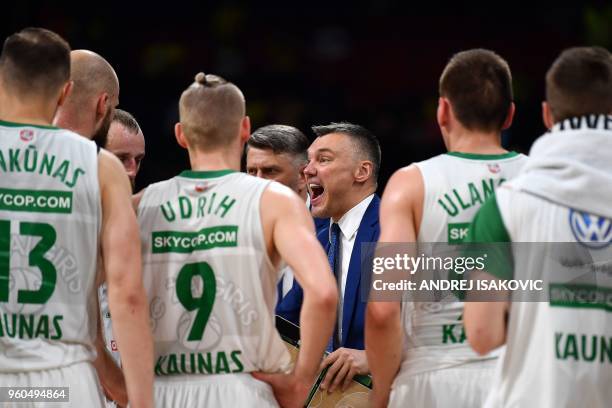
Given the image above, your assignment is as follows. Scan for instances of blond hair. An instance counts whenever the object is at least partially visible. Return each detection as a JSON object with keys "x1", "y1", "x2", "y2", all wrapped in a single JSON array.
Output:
[{"x1": 179, "y1": 72, "x2": 245, "y2": 150}]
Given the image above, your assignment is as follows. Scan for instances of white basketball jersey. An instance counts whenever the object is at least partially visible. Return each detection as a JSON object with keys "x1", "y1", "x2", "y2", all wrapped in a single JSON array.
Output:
[
  {"x1": 397, "y1": 152, "x2": 528, "y2": 377},
  {"x1": 0, "y1": 120, "x2": 100, "y2": 371},
  {"x1": 138, "y1": 170, "x2": 291, "y2": 377},
  {"x1": 484, "y1": 165, "x2": 612, "y2": 407}
]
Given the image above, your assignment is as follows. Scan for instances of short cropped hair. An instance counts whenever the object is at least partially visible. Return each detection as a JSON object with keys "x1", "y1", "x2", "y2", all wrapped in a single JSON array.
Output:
[
  {"x1": 179, "y1": 72, "x2": 245, "y2": 150},
  {"x1": 312, "y1": 122, "x2": 381, "y2": 182},
  {"x1": 546, "y1": 46, "x2": 612, "y2": 122},
  {"x1": 247, "y1": 125, "x2": 309, "y2": 164},
  {"x1": 0, "y1": 27, "x2": 70, "y2": 97},
  {"x1": 112, "y1": 108, "x2": 141, "y2": 134},
  {"x1": 439, "y1": 49, "x2": 513, "y2": 132}
]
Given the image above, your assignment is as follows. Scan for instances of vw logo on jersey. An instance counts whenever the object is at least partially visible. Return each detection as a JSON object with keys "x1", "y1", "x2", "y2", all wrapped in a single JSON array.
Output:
[{"x1": 569, "y1": 209, "x2": 612, "y2": 249}]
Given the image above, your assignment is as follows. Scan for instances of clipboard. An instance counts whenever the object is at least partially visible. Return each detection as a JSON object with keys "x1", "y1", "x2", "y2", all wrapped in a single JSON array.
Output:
[{"x1": 275, "y1": 315, "x2": 372, "y2": 407}]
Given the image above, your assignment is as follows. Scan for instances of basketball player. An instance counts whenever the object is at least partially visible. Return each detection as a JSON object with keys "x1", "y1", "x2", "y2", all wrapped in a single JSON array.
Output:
[
  {"x1": 464, "y1": 47, "x2": 612, "y2": 407},
  {"x1": 99, "y1": 108, "x2": 146, "y2": 361},
  {"x1": 50, "y1": 47, "x2": 128, "y2": 406},
  {"x1": 366, "y1": 49, "x2": 528, "y2": 407},
  {"x1": 97, "y1": 109, "x2": 146, "y2": 408},
  {"x1": 0, "y1": 28, "x2": 152, "y2": 407},
  {"x1": 135, "y1": 73, "x2": 337, "y2": 407}
]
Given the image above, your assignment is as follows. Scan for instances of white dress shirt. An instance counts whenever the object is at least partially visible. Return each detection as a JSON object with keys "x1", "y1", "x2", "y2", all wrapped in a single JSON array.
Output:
[
  {"x1": 280, "y1": 266, "x2": 294, "y2": 298},
  {"x1": 329, "y1": 194, "x2": 374, "y2": 342}
]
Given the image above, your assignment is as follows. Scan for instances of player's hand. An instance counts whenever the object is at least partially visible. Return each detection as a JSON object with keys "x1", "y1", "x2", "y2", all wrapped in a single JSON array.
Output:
[
  {"x1": 93, "y1": 336, "x2": 128, "y2": 407},
  {"x1": 319, "y1": 347, "x2": 368, "y2": 393},
  {"x1": 370, "y1": 385, "x2": 390, "y2": 408},
  {"x1": 252, "y1": 371, "x2": 311, "y2": 408},
  {"x1": 100, "y1": 374, "x2": 128, "y2": 408}
]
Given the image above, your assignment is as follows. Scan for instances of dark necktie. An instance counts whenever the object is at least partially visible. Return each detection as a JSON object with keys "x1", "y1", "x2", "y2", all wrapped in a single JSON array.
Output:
[{"x1": 326, "y1": 223, "x2": 341, "y2": 352}]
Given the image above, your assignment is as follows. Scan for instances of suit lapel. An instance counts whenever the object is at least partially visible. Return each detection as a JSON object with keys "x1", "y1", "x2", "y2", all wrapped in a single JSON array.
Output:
[{"x1": 317, "y1": 223, "x2": 332, "y2": 254}]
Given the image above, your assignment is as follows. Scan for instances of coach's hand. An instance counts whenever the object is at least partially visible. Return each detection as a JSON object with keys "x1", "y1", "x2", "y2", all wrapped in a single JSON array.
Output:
[
  {"x1": 319, "y1": 348, "x2": 368, "y2": 393},
  {"x1": 252, "y1": 371, "x2": 311, "y2": 408}
]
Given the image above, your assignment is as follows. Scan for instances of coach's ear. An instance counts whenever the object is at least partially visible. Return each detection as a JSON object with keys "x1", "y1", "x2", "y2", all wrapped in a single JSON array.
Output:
[
  {"x1": 501, "y1": 102, "x2": 515, "y2": 130},
  {"x1": 239, "y1": 116, "x2": 251, "y2": 145},
  {"x1": 354, "y1": 160, "x2": 374, "y2": 184},
  {"x1": 542, "y1": 102, "x2": 555, "y2": 130},
  {"x1": 174, "y1": 122, "x2": 189, "y2": 149}
]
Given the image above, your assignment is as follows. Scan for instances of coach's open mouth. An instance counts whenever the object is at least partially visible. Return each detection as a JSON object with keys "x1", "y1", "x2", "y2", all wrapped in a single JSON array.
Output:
[{"x1": 309, "y1": 183, "x2": 325, "y2": 206}]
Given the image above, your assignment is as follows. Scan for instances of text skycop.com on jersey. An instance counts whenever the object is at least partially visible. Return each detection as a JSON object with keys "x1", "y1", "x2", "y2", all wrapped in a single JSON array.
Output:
[{"x1": 360, "y1": 243, "x2": 612, "y2": 305}]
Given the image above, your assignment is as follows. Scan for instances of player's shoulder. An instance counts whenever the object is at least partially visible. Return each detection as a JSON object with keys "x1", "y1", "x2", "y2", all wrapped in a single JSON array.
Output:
[
  {"x1": 58, "y1": 127, "x2": 92, "y2": 142},
  {"x1": 410, "y1": 153, "x2": 451, "y2": 181},
  {"x1": 225, "y1": 171, "x2": 269, "y2": 187},
  {"x1": 221, "y1": 172, "x2": 285, "y2": 200},
  {"x1": 380, "y1": 164, "x2": 424, "y2": 212},
  {"x1": 413, "y1": 152, "x2": 448, "y2": 167},
  {"x1": 390, "y1": 163, "x2": 422, "y2": 178},
  {"x1": 514, "y1": 152, "x2": 530, "y2": 167},
  {"x1": 261, "y1": 179, "x2": 301, "y2": 204},
  {"x1": 52, "y1": 127, "x2": 98, "y2": 150},
  {"x1": 0, "y1": 121, "x2": 97, "y2": 150},
  {"x1": 139, "y1": 171, "x2": 257, "y2": 206},
  {"x1": 425, "y1": 151, "x2": 527, "y2": 164},
  {"x1": 138, "y1": 178, "x2": 175, "y2": 202},
  {"x1": 385, "y1": 164, "x2": 423, "y2": 194},
  {"x1": 504, "y1": 151, "x2": 529, "y2": 165},
  {"x1": 516, "y1": 152, "x2": 529, "y2": 160},
  {"x1": 98, "y1": 147, "x2": 127, "y2": 176},
  {"x1": 175, "y1": 169, "x2": 263, "y2": 187}
]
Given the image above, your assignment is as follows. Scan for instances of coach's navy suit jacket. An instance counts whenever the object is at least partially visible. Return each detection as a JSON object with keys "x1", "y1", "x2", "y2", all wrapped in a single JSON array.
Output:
[
  {"x1": 275, "y1": 216, "x2": 329, "y2": 325},
  {"x1": 276, "y1": 196, "x2": 380, "y2": 350}
]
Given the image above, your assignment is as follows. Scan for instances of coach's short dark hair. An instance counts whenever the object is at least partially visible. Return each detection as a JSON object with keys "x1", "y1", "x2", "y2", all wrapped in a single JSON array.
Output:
[
  {"x1": 247, "y1": 125, "x2": 309, "y2": 164},
  {"x1": 0, "y1": 27, "x2": 70, "y2": 96},
  {"x1": 312, "y1": 122, "x2": 381, "y2": 182},
  {"x1": 439, "y1": 49, "x2": 513, "y2": 132},
  {"x1": 112, "y1": 109, "x2": 141, "y2": 134},
  {"x1": 546, "y1": 47, "x2": 612, "y2": 122}
]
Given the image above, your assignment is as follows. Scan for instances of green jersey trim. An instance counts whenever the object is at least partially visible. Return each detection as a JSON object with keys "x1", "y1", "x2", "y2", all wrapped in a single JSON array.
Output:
[
  {"x1": 467, "y1": 195, "x2": 513, "y2": 279},
  {"x1": 0, "y1": 119, "x2": 59, "y2": 130},
  {"x1": 179, "y1": 169, "x2": 236, "y2": 179},
  {"x1": 446, "y1": 151, "x2": 519, "y2": 160}
]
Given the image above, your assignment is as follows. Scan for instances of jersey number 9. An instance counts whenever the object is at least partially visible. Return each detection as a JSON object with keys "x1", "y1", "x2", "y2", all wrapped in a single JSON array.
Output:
[{"x1": 176, "y1": 262, "x2": 216, "y2": 341}]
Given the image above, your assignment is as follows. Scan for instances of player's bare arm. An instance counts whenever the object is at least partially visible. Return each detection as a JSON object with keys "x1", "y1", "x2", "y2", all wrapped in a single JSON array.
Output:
[
  {"x1": 464, "y1": 298, "x2": 508, "y2": 355},
  {"x1": 253, "y1": 182, "x2": 338, "y2": 408},
  {"x1": 92, "y1": 304, "x2": 128, "y2": 407},
  {"x1": 132, "y1": 188, "x2": 145, "y2": 213},
  {"x1": 366, "y1": 165, "x2": 423, "y2": 408},
  {"x1": 98, "y1": 149, "x2": 154, "y2": 408}
]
